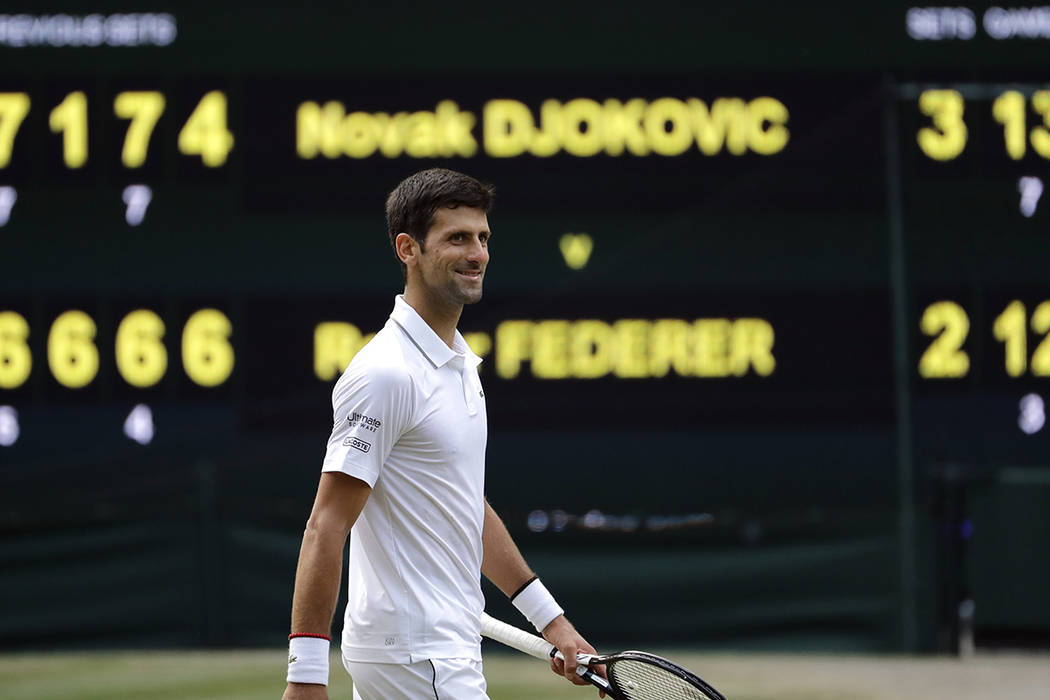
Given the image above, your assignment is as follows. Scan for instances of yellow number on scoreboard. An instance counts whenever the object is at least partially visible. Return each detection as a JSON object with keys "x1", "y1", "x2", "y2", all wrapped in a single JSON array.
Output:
[
  {"x1": 182, "y1": 309, "x2": 234, "y2": 386},
  {"x1": 49, "y1": 92, "x2": 89, "y2": 168},
  {"x1": 178, "y1": 91, "x2": 234, "y2": 167},
  {"x1": 993, "y1": 300, "x2": 1027, "y2": 377},
  {"x1": 918, "y1": 301, "x2": 969, "y2": 378},
  {"x1": 0, "y1": 93, "x2": 31, "y2": 169},
  {"x1": 114, "y1": 91, "x2": 166, "y2": 168},
  {"x1": 1030, "y1": 91, "x2": 1050, "y2": 160},
  {"x1": 48, "y1": 91, "x2": 88, "y2": 168},
  {"x1": 115, "y1": 309, "x2": 168, "y2": 387},
  {"x1": 0, "y1": 311, "x2": 32, "y2": 389},
  {"x1": 992, "y1": 91, "x2": 1027, "y2": 160},
  {"x1": 1031, "y1": 301, "x2": 1050, "y2": 377},
  {"x1": 917, "y1": 90, "x2": 967, "y2": 161},
  {"x1": 48, "y1": 310, "x2": 99, "y2": 388}
]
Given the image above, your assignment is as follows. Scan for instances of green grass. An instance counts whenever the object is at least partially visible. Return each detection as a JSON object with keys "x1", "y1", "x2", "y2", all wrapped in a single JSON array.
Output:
[
  {"x1": 2, "y1": 650, "x2": 583, "y2": 700},
  {"x1": 2, "y1": 648, "x2": 1048, "y2": 699}
]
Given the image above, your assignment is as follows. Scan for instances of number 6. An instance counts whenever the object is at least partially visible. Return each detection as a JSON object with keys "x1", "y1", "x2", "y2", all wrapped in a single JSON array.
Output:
[{"x1": 182, "y1": 309, "x2": 235, "y2": 387}]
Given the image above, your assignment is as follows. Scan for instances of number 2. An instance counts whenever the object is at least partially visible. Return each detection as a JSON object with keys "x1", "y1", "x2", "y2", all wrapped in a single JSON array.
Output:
[{"x1": 919, "y1": 301, "x2": 969, "y2": 378}]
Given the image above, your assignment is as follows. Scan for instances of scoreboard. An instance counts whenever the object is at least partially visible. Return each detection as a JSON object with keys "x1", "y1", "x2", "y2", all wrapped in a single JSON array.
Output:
[{"x1": 1, "y1": 1, "x2": 1049, "y2": 650}]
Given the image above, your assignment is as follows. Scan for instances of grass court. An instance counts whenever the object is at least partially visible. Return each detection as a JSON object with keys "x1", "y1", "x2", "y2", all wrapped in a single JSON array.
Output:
[{"x1": 2, "y1": 648, "x2": 1048, "y2": 699}]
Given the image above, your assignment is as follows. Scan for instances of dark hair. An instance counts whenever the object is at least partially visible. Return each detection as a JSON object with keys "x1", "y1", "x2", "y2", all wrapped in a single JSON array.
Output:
[{"x1": 385, "y1": 168, "x2": 495, "y2": 273}]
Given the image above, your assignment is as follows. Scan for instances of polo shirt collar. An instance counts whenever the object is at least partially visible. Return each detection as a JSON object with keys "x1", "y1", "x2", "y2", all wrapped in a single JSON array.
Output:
[{"x1": 390, "y1": 295, "x2": 482, "y2": 370}]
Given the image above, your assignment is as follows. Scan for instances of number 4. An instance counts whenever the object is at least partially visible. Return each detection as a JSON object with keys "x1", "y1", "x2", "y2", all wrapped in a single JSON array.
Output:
[{"x1": 178, "y1": 91, "x2": 234, "y2": 167}]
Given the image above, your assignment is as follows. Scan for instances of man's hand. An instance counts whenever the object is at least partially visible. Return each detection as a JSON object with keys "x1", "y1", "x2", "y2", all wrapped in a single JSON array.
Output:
[
  {"x1": 541, "y1": 615, "x2": 607, "y2": 697},
  {"x1": 282, "y1": 682, "x2": 327, "y2": 700}
]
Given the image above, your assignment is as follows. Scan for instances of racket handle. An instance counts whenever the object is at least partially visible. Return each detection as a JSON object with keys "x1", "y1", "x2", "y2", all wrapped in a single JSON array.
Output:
[
  {"x1": 481, "y1": 613, "x2": 617, "y2": 698},
  {"x1": 480, "y1": 612, "x2": 554, "y2": 661},
  {"x1": 580, "y1": 667, "x2": 610, "y2": 687},
  {"x1": 580, "y1": 667, "x2": 619, "y2": 699},
  {"x1": 555, "y1": 652, "x2": 613, "y2": 696},
  {"x1": 553, "y1": 650, "x2": 599, "y2": 668}
]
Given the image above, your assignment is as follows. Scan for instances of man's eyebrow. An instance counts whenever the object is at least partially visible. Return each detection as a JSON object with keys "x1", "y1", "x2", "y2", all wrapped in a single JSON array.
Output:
[{"x1": 445, "y1": 228, "x2": 491, "y2": 236}]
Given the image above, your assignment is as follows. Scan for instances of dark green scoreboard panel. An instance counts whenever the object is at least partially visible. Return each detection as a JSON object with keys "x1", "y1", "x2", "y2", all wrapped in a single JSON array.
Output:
[{"x1": 1, "y1": 1, "x2": 1048, "y2": 650}]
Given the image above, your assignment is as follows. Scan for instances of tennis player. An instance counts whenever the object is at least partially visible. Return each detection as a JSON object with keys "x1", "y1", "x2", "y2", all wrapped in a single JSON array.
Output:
[{"x1": 283, "y1": 169, "x2": 599, "y2": 700}]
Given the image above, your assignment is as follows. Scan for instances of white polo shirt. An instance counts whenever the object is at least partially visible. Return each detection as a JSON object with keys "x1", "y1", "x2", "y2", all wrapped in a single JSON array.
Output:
[{"x1": 321, "y1": 295, "x2": 487, "y2": 663}]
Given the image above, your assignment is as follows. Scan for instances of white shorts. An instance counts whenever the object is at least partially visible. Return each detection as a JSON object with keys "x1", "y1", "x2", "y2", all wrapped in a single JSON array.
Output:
[{"x1": 343, "y1": 657, "x2": 489, "y2": 700}]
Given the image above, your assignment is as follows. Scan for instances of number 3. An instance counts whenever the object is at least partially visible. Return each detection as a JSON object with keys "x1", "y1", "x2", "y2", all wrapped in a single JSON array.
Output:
[
  {"x1": 0, "y1": 311, "x2": 32, "y2": 389},
  {"x1": 918, "y1": 90, "x2": 968, "y2": 161}
]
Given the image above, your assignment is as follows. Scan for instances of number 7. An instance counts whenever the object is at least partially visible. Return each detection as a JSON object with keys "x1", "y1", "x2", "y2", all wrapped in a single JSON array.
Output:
[
  {"x1": 114, "y1": 92, "x2": 166, "y2": 168},
  {"x1": 0, "y1": 93, "x2": 30, "y2": 168}
]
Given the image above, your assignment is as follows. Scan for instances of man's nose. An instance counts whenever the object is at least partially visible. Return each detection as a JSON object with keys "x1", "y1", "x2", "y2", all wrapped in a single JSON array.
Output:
[{"x1": 466, "y1": 236, "x2": 488, "y2": 263}]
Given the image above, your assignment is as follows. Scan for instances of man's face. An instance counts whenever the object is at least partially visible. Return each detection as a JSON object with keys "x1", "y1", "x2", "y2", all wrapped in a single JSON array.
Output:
[{"x1": 414, "y1": 205, "x2": 490, "y2": 307}]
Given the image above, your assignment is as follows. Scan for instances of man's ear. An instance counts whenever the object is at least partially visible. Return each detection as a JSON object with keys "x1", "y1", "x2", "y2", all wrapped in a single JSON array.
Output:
[{"x1": 395, "y1": 232, "x2": 418, "y2": 265}]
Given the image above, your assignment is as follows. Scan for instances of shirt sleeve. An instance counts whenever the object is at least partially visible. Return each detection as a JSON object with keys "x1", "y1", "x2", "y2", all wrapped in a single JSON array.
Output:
[{"x1": 320, "y1": 361, "x2": 415, "y2": 487}]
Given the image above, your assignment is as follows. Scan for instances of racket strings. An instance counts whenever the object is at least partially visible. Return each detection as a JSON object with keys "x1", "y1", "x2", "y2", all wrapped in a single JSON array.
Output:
[{"x1": 607, "y1": 658, "x2": 718, "y2": 700}]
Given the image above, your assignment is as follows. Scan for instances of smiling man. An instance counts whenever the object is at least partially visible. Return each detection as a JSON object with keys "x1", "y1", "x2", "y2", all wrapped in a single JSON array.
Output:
[{"x1": 283, "y1": 169, "x2": 599, "y2": 700}]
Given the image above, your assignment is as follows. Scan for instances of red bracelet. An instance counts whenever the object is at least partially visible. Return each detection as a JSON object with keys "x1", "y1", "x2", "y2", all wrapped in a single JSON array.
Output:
[{"x1": 288, "y1": 632, "x2": 331, "y2": 642}]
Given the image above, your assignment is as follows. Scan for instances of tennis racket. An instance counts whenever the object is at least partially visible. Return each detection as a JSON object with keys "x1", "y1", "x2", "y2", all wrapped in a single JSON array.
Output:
[{"x1": 480, "y1": 612, "x2": 726, "y2": 700}]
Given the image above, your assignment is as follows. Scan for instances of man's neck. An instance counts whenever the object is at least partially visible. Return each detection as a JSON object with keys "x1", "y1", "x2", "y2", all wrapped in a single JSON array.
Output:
[{"x1": 401, "y1": 289, "x2": 461, "y2": 349}]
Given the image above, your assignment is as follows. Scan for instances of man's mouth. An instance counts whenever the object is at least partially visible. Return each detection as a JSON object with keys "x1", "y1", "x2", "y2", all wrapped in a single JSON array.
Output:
[{"x1": 456, "y1": 269, "x2": 483, "y2": 279}]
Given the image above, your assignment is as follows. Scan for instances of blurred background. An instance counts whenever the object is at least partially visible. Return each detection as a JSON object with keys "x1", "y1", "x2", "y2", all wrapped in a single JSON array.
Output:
[{"x1": 2, "y1": 0, "x2": 1049, "y2": 667}]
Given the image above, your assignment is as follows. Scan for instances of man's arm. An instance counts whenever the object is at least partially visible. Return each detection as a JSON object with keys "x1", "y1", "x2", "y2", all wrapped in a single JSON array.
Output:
[
  {"x1": 282, "y1": 471, "x2": 372, "y2": 700},
  {"x1": 481, "y1": 500, "x2": 599, "y2": 688}
]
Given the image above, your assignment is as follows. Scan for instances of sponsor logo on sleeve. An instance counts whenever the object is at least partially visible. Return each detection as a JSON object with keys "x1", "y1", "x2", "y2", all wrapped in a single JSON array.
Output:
[
  {"x1": 342, "y1": 436, "x2": 371, "y2": 453},
  {"x1": 346, "y1": 411, "x2": 382, "y2": 432}
]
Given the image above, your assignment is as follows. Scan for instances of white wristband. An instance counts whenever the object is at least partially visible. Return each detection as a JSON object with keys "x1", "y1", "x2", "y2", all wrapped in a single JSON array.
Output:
[
  {"x1": 511, "y1": 577, "x2": 564, "y2": 633},
  {"x1": 287, "y1": 637, "x2": 329, "y2": 686}
]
